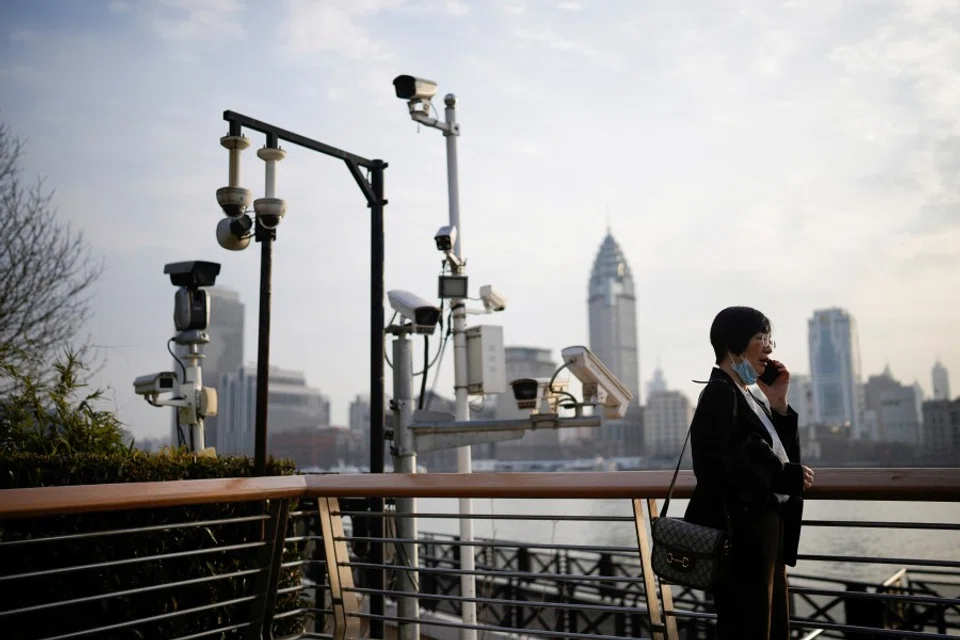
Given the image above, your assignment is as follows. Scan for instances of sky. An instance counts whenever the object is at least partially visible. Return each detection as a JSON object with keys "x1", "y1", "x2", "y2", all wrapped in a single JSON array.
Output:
[{"x1": 1, "y1": 0, "x2": 958, "y2": 441}]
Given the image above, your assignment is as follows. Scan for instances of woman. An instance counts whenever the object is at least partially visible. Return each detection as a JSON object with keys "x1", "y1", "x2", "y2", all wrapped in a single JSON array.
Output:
[{"x1": 684, "y1": 306, "x2": 815, "y2": 639}]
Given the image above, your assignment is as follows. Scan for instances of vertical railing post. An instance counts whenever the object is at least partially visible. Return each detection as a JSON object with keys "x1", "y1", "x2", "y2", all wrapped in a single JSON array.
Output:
[
  {"x1": 246, "y1": 498, "x2": 290, "y2": 640},
  {"x1": 319, "y1": 497, "x2": 361, "y2": 640},
  {"x1": 646, "y1": 498, "x2": 679, "y2": 639},
  {"x1": 632, "y1": 498, "x2": 676, "y2": 640}
]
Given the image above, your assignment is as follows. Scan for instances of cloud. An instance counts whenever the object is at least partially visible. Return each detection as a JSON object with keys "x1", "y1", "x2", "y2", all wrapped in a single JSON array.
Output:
[
  {"x1": 557, "y1": 1, "x2": 583, "y2": 10},
  {"x1": 282, "y1": 0, "x2": 400, "y2": 61},
  {"x1": 511, "y1": 27, "x2": 621, "y2": 70},
  {"x1": 150, "y1": 0, "x2": 246, "y2": 42}
]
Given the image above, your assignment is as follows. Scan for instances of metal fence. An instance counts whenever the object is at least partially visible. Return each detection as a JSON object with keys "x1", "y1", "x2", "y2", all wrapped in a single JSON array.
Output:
[{"x1": 0, "y1": 469, "x2": 958, "y2": 640}]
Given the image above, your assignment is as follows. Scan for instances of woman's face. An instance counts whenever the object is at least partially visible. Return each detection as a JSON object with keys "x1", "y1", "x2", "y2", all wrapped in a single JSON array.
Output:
[{"x1": 741, "y1": 332, "x2": 775, "y2": 374}]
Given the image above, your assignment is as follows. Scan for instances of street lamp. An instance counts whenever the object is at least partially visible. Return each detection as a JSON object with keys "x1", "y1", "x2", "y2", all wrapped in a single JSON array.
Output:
[
  {"x1": 214, "y1": 111, "x2": 391, "y2": 639},
  {"x1": 392, "y1": 74, "x2": 479, "y2": 640}
]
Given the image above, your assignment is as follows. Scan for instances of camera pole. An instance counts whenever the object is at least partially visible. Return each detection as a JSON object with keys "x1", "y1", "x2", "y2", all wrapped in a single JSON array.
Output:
[
  {"x1": 252, "y1": 132, "x2": 283, "y2": 478},
  {"x1": 219, "y1": 111, "x2": 389, "y2": 639},
  {"x1": 388, "y1": 324, "x2": 420, "y2": 640},
  {"x1": 177, "y1": 334, "x2": 209, "y2": 452},
  {"x1": 442, "y1": 93, "x2": 478, "y2": 640}
]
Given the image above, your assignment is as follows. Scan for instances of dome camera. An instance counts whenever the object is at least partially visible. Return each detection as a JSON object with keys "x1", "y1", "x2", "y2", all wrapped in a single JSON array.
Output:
[
  {"x1": 254, "y1": 197, "x2": 286, "y2": 230},
  {"x1": 216, "y1": 215, "x2": 253, "y2": 251},
  {"x1": 216, "y1": 186, "x2": 253, "y2": 218}
]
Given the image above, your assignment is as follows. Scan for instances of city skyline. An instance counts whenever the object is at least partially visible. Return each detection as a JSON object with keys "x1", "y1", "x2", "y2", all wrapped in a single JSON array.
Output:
[{"x1": 2, "y1": 1, "x2": 958, "y2": 439}]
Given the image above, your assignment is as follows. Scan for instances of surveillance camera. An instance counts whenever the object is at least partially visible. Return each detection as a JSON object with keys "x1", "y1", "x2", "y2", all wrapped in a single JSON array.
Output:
[
  {"x1": 435, "y1": 225, "x2": 457, "y2": 252},
  {"x1": 174, "y1": 287, "x2": 210, "y2": 332},
  {"x1": 393, "y1": 74, "x2": 438, "y2": 102},
  {"x1": 560, "y1": 345, "x2": 633, "y2": 419},
  {"x1": 133, "y1": 371, "x2": 178, "y2": 397},
  {"x1": 164, "y1": 261, "x2": 221, "y2": 289},
  {"x1": 254, "y1": 197, "x2": 286, "y2": 230},
  {"x1": 510, "y1": 377, "x2": 570, "y2": 414},
  {"x1": 479, "y1": 285, "x2": 507, "y2": 312},
  {"x1": 216, "y1": 186, "x2": 253, "y2": 219},
  {"x1": 388, "y1": 290, "x2": 441, "y2": 335},
  {"x1": 216, "y1": 216, "x2": 253, "y2": 251}
]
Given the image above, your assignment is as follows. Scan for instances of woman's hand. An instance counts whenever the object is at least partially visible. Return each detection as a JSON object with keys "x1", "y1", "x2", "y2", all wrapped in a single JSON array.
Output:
[
  {"x1": 758, "y1": 358, "x2": 790, "y2": 414},
  {"x1": 803, "y1": 465, "x2": 815, "y2": 491}
]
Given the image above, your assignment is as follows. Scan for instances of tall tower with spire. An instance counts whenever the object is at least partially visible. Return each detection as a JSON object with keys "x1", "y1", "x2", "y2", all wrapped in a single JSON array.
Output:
[
  {"x1": 588, "y1": 229, "x2": 640, "y2": 405},
  {"x1": 933, "y1": 359, "x2": 951, "y2": 400}
]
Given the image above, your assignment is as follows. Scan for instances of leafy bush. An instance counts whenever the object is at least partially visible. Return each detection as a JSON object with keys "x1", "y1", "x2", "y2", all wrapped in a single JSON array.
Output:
[
  {"x1": 0, "y1": 345, "x2": 130, "y2": 455},
  {"x1": 0, "y1": 451, "x2": 307, "y2": 640}
]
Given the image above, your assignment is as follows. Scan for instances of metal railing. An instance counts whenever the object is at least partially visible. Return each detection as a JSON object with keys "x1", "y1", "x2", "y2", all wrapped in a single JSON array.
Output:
[{"x1": 0, "y1": 469, "x2": 958, "y2": 640}]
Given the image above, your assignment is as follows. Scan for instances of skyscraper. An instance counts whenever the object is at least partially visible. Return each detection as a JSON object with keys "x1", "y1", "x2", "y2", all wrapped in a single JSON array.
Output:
[
  {"x1": 807, "y1": 307, "x2": 864, "y2": 438},
  {"x1": 932, "y1": 359, "x2": 951, "y2": 400},
  {"x1": 587, "y1": 230, "x2": 640, "y2": 403},
  {"x1": 169, "y1": 286, "x2": 245, "y2": 449}
]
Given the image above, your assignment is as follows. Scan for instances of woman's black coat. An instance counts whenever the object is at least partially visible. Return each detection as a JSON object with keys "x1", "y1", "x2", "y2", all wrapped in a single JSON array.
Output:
[{"x1": 683, "y1": 367, "x2": 805, "y2": 566}]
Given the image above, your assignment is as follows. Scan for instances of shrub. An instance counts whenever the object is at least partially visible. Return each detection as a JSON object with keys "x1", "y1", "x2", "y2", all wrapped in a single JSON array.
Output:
[
  {"x1": 0, "y1": 345, "x2": 130, "y2": 455},
  {"x1": 0, "y1": 451, "x2": 306, "y2": 640}
]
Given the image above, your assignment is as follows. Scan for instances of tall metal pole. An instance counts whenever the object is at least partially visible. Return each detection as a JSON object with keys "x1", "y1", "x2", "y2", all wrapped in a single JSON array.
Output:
[
  {"x1": 391, "y1": 328, "x2": 420, "y2": 640},
  {"x1": 253, "y1": 133, "x2": 281, "y2": 477},
  {"x1": 443, "y1": 92, "x2": 477, "y2": 640},
  {"x1": 369, "y1": 159, "x2": 387, "y2": 640}
]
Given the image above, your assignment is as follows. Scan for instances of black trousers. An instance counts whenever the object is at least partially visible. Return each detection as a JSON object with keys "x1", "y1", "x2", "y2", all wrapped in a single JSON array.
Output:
[{"x1": 711, "y1": 508, "x2": 790, "y2": 640}]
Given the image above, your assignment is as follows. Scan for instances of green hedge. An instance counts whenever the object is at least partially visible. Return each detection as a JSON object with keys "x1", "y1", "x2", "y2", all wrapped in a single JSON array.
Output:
[{"x1": 0, "y1": 451, "x2": 307, "y2": 640}]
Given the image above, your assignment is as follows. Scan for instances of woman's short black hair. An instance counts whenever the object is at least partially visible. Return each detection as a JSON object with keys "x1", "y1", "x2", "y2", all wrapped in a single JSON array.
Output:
[{"x1": 709, "y1": 306, "x2": 772, "y2": 364}]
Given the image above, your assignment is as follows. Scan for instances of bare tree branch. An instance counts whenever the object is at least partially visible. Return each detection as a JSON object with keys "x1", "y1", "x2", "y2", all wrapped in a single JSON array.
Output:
[{"x1": 0, "y1": 122, "x2": 104, "y2": 374}]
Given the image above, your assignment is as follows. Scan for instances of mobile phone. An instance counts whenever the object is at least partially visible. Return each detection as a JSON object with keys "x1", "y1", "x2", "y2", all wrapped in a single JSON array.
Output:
[{"x1": 758, "y1": 361, "x2": 781, "y2": 385}]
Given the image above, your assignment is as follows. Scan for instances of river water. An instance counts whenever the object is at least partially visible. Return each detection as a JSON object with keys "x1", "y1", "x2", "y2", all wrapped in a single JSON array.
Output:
[{"x1": 413, "y1": 497, "x2": 960, "y2": 585}]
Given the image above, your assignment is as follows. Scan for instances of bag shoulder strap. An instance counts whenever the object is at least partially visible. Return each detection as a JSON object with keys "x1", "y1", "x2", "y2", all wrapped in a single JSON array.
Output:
[{"x1": 660, "y1": 378, "x2": 739, "y2": 519}]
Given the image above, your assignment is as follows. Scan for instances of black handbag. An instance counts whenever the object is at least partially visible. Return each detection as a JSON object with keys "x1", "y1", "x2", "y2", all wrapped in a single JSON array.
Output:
[{"x1": 650, "y1": 381, "x2": 737, "y2": 591}]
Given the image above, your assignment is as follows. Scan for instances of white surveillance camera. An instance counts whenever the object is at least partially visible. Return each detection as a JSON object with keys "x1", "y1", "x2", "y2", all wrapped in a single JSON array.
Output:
[
  {"x1": 560, "y1": 345, "x2": 633, "y2": 419},
  {"x1": 388, "y1": 290, "x2": 441, "y2": 335},
  {"x1": 216, "y1": 186, "x2": 252, "y2": 219},
  {"x1": 479, "y1": 285, "x2": 507, "y2": 312},
  {"x1": 133, "y1": 372, "x2": 178, "y2": 397},
  {"x1": 393, "y1": 74, "x2": 439, "y2": 102},
  {"x1": 435, "y1": 225, "x2": 457, "y2": 252},
  {"x1": 216, "y1": 216, "x2": 253, "y2": 251},
  {"x1": 254, "y1": 197, "x2": 286, "y2": 230},
  {"x1": 510, "y1": 377, "x2": 569, "y2": 414}
]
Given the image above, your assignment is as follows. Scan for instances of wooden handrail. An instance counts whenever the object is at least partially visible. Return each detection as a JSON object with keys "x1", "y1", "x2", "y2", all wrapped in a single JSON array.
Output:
[
  {"x1": 302, "y1": 468, "x2": 960, "y2": 501},
  {"x1": 1, "y1": 468, "x2": 958, "y2": 520},
  {"x1": 0, "y1": 475, "x2": 306, "y2": 519}
]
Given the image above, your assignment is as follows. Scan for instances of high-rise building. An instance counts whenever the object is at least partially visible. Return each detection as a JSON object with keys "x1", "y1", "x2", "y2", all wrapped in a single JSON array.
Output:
[
  {"x1": 587, "y1": 230, "x2": 640, "y2": 405},
  {"x1": 808, "y1": 308, "x2": 865, "y2": 438},
  {"x1": 932, "y1": 359, "x2": 951, "y2": 401},
  {"x1": 216, "y1": 364, "x2": 331, "y2": 456},
  {"x1": 644, "y1": 390, "x2": 693, "y2": 461},
  {"x1": 863, "y1": 366, "x2": 921, "y2": 445},
  {"x1": 348, "y1": 394, "x2": 371, "y2": 438},
  {"x1": 786, "y1": 373, "x2": 816, "y2": 429},
  {"x1": 647, "y1": 363, "x2": 668, "y2": 399},
  {"x1": 169, "y1": 286, "x2": 244, "y2": 449}
]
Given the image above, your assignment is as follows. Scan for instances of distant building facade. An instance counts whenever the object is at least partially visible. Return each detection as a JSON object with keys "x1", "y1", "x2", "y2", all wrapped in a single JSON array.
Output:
[
  {"x1": 216, "y1": 364, "x2": 331, "y2": 456},
  {"x1": 644, "y1": 390, "x2": 693, "y2": 461},
  {"x1": 808, "y1": 308, "x2": 865, "y2": 438},
  {"x1": 169, "y1": 286, "x2": 244, "y2": 449},
  {"x1": 921, "y1": 399, "x2": 960, "y2": 464},
  {"x1": 863, "y1": 366, "x2": 921, "y2": 445}
]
